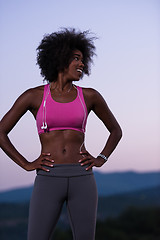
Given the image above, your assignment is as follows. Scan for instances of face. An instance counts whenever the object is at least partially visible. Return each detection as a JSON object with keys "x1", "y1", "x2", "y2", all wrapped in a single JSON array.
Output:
[{"x1": 64, "y1": 50, "x2": 84, "y2": 81}]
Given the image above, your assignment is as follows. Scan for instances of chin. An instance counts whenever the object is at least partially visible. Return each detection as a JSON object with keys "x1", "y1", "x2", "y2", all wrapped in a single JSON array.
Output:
[{"x1": 73, "y1": 77, "x2": 81, "y2": 81}]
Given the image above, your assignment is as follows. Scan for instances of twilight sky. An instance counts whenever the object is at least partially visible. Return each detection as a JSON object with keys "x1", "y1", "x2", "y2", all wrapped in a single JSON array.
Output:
[{"x1": 0, "y1": 0, "x2": 160, "y2": 191}]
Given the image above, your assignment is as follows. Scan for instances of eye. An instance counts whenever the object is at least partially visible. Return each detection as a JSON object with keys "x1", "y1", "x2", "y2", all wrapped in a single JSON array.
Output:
[{"x1": 74, "y1": 56, "x2": 79, "y2": 61}]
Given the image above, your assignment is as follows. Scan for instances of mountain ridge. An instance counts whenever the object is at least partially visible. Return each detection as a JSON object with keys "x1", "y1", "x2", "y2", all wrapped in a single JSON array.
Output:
[
  {"x1": 94, "y1": 170, "x2": 160, "y2": 196},
  {"x1": 0, "y1": 171, "x2": 160, "y2": 202}
]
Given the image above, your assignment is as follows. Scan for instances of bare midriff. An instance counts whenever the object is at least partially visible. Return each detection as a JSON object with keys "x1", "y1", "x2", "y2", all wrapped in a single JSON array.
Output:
[{"x1": 39, "y1": 129, "x2": 85, "y2": 164}]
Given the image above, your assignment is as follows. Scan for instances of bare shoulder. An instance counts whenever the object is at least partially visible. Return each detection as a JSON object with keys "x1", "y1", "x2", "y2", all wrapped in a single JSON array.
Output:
[
  {"x1": 81, "y1": 86, "x2": 122, "y2": 136},
  {"x1": 0, "y1": 85, "x2": 46, "y2": 133},
  {"x1": 82, "y1": 87, "x2": 99, "y2": 98},
  {"x1": 5, "y1": 84, "x2": 45, "y2": 116},
  {"x1": 82, "y1": 87, "x2": 105, "y2": 100},
  {"x1": 81, "y1": 87, "x2": 106, "y2": 113},
  {"x1": 20, "y1": 85, "x2": 44, "y2": 98},
  {"x1": 15, "y1": 85, "x2": 44, "y2": 106},
  {"x1": 82, "y1": 87, "x2": 106, "y2": 104}
]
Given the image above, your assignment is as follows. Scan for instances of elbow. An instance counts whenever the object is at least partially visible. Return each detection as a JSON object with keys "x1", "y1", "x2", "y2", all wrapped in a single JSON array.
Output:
[
  {"x1": 113, "y1": 125, "x2": 123, "y2": 142},
  {"x1": 118, "y1": 126, "x2": 123, "y2": 140},
  {"x1": 0, "y1": 129, "x2": 8, "y2": 147}
]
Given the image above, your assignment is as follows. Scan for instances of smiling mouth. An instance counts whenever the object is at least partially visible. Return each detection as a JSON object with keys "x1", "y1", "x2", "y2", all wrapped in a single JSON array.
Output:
[{"x1": 77, "y1": 68, "x2": 83, "y2": 73}]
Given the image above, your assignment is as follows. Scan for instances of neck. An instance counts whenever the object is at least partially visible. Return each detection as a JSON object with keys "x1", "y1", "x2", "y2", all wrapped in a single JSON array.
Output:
[{"x1": 50, "y1": 73, "x2": 73, "y2": 93}]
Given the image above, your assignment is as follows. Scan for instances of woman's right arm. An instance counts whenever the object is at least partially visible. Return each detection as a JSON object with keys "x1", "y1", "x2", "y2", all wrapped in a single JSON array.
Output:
[{"x1": 0, "y1": 89, "x2": 54, "y2": 172}]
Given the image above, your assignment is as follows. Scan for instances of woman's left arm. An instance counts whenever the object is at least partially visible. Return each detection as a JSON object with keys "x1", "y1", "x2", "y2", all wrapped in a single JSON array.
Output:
[{"x1": 79, "y1": 88, "x2": 122, "y2": 170}]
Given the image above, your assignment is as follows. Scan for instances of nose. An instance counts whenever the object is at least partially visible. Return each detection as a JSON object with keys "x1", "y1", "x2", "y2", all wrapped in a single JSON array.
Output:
[{"x1": 79, "y1": 60, "x2": 84, "y2": 68}]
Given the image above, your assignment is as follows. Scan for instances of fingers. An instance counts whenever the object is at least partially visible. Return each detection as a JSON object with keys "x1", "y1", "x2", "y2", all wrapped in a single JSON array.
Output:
[
  {"x1": 41, "y1": 153, "x2": 54, "y2": 163},
  {"x1": 79, "y1": 159, "x2": 95, "y2": 169},
  {"x1": 40, "y1": 166, "x2": 50, "y2": 172},
  {"x1": 42, "y1": 157, "x2": 54, "y2": 165},
  {"x1": 80, "y1": 151, "x2": 88, "y2": 156},
  {"x1": 41, "y1": 153, "x2": 54, "y2": 162},
  {"x1": 41, "y1": 152, "x2": 51, "y2": 156},
  {"x1": 79, "y1": 151, "x2": 95, "y2": 170},
  {"x1": 86, "y1": 162, "x2": 95, "y2": 170},
  {"x1": 79, "y1": 151, "x2": 89, "y2": 160},
  {"x1": 79, "y1": 151, "x2": 104, "y2": 170},
  {"x1": 37, "y1": 152, "x2": 54, "y2": 172}
]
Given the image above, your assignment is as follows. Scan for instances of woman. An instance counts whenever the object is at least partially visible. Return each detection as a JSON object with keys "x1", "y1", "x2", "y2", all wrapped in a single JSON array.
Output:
[{"x1": 0, "y1": 28, "x2": 122, "y2": 240}]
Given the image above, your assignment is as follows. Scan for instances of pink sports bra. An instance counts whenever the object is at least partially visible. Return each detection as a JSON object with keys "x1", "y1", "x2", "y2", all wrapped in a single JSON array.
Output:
[{"x1": 36, "y1": 84, "x2": 88, "y2": 135}]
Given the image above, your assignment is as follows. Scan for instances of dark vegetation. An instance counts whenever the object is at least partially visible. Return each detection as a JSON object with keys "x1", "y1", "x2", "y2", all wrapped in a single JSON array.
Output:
[{"x1": 0, "y1": 204, "x2": 159, "y2": 240}]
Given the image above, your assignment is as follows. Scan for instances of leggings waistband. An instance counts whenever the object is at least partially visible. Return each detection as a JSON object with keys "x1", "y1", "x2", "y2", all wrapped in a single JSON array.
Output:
[{"x1": 37, "y1": 163, "x2": 93, "y2": 177}]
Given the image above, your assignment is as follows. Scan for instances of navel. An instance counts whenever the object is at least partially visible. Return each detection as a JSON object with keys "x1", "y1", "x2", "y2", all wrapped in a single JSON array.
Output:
[{"x1": 62, "y1": 148, "x2": 66, "y2": 154}]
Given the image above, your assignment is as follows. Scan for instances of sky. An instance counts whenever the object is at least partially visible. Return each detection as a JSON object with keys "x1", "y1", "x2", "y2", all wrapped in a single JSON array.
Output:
[{"x1": 0, "y1": 0, "x2": 160, "y2": 191}]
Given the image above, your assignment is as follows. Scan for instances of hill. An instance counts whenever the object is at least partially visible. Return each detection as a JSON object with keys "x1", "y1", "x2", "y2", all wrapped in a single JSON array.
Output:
[
  {"x1": 97, "y1": 184, "x2": 160, "y2": 219},
  {"x1": 94, "y1": 170, "x2": 160, "y2": 196},
  {"x1": 0, "y1": 171, "x2": 159, "y2": 202}
]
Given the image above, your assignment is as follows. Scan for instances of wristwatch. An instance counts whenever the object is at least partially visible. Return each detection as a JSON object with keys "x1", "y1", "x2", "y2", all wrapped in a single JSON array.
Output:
[{"x1": 97, "y1": 153, "x2": 108, "y2": 162}]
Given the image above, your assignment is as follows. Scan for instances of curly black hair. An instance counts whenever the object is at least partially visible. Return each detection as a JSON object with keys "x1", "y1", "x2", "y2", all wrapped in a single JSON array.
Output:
[{"x1": 36, "y1": 28, "x2": 97, "y2": 82}]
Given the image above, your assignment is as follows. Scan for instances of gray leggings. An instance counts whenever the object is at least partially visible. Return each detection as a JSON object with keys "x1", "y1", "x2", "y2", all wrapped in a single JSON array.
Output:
[{"x1": 28, "y1": 164, "x2": 98, "y2": 240}]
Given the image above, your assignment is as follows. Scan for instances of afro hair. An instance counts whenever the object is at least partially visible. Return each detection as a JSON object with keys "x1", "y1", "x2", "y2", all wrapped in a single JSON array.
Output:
[{"x1": 36, "y1": 28, "x2": 97, "y2": 82}]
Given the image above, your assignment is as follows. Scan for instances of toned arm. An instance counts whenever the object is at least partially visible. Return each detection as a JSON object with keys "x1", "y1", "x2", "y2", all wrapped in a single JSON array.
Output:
[
  {"x1": 0, "y1": 87, "x2": 55, "y2": 172},
  {"x1": 91, "y1": 89, "x2": 122, "y2": 158},
  {"x1": 0, "y1": 89, "x2": 34, "y2": 169},
  {"x1": 79, "y1": 88, "x2": 122, "y2": 169}
]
